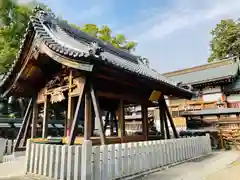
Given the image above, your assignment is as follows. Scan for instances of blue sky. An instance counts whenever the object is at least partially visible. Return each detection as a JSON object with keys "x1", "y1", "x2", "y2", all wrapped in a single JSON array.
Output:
[{"x1": 20, "y1": 0, "x2": 240, "y2": 73}]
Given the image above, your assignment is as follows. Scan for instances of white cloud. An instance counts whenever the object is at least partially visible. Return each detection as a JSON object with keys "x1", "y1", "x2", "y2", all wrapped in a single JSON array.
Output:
[
  {"x1": 118, "y1": 0, "x2": 240, "y2": 73},
  {"x1": 129, "y1": 0, "x2": 240, "y2": 42}
]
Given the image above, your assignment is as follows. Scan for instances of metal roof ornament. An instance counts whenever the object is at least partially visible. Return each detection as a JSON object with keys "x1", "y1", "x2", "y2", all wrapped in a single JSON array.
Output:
[{"x1": 88, "y1": 42, "x2": 104, "y2": 56}]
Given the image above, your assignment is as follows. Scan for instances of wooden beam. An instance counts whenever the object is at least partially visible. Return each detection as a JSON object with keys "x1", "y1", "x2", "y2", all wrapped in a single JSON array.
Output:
[
  {"x1": 31, "y1": 96, "x2": 38, "y2": 138},
  {"x1": 68, "y1": 78, "x2": 85, "y2": 145},
  {"x1": 162, "y1": 98, "x2": 179, "y2": 138},
  {"x1": 96, "y1": 91, "x2": 152, "y2": 105},
  {"x1": 95, "y1": 74, "x2": 140, "y2": 87},
  {"x1": 14, "y1": 98, "x2": 32, "y2": 151},
  {"x1": 142, "y1": 105, "x2": 149, "y2": 140},
  {"x1": 84, "y1": 91, "x2": 92, "y2": 140},
  {"x1": 42, "y1": 94, "x2": 50, "y2": 138},
  {"x1": 90, "y1": 83, "x2": 106, "y2": 145},
  {"x1": 117, "y1": 100, "x2": 125, "y2": 142}
]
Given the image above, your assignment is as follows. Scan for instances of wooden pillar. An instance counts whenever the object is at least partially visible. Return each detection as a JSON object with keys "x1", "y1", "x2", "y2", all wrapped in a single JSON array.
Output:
[
  {"x1": 103, "y1": 111, "x2": 110, "y2": 133},
  {"x1": 142, "y1": 105, "x2": 148, "y2": 141},
  {"x1": 84, "y1": 91, "x2": 92, "y2": 140},
  {"x1": 22, "y1": 110, "x2": 32, "y2": 146},
  {"x1": 31, "y1": 96, "x2": 38, "y2": 138},
  {"x1": 117, "y1": 100, "x2": 125, "y2": 142},
  {"x1": 158, "y1": 100, "x2": 165, "y2": 139},
  {"x1": 163, "y1": 98, "x2": 179, "y2": 138},
  {"x1": 110, "y1": 111, "x2": 114, "y2": 136},
  {"x1": 68, "y1": 77, "x2": 86, "y2": 145},
  {"x1": 66, "y1": 70, "x2": 74, "y2": 136},
  {"x1": 163, "y1": 110, "x2": 170, "y2": 139},
  {"x1": 42, "y1": 95, "x2": 50, "y2": 138},
  {"x1": 14, "y1": 98, "x2": 32, "y2": 151},
  {"x1": 90, "y1": 83, "x2": 106, "y2": 145}
]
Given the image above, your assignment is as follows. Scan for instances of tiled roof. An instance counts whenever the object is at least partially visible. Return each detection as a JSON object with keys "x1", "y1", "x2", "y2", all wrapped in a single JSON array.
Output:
[
  {"x1": 0, "y1": 8, "x2": 194, "y2": 98},
  {"x1": 163, "y1": 58, "x2": 239, "y2": 85}
]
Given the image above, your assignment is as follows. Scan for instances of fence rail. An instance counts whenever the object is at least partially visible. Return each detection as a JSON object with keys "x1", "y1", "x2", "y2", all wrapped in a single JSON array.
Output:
[{"x1": 25, "y1": 135, "x2": 211, "y2": 180}]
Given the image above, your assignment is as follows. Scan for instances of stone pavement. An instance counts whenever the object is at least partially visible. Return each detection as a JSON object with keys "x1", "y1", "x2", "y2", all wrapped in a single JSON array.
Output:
[
  {"x1": 0, "y1": 156, "x2": 25, "y2": 179},
  {"x1": 0, "y1": 151, "x2": 239, "y2": 180},
  {"x1": 143, "y1": 150, "x2": 240, "y2": 180}
]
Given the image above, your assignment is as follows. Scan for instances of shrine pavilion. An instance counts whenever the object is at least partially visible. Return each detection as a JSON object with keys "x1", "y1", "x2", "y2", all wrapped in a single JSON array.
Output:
[{"x1": 0, "y1": 8, "x2": 194, "y2": 151}]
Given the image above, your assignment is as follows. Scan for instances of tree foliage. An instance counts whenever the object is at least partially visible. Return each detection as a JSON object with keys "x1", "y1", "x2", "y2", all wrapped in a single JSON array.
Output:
[
  {"x1": 0, "y1": 0, "x2": 33, "y2": 73},
  {"x1": 80, "y1": 24, "x2": 137, "y2": 52},
  {"x1": 0, "y1": 0, "x2": 139, "y2": 74},
  {"x1": 208, "y1": 19, "x2": 240, "y2": 62}
]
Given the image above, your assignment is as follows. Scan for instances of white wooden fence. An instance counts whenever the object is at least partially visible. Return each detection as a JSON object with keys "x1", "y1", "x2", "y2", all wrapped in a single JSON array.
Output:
[
  {"x1": 0, "y1": 138, "x2": 7, "y2": 162},
  {"x1": 3, "y1": 139, "x2": 24, "y2": 155},
  {"x1": 25, "y1": 135, "x2": 211, "y2": 180},
  {"x1": 0, "y1": 139, "x2": 25, "y2": 162}
]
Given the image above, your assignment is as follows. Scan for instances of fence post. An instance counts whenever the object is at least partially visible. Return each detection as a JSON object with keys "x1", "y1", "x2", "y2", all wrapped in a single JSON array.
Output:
[
  {"x1": 206, "y1": 134, "x2": 211, "y2": 153},
  {"x1": 24, "y1": 139, "x2": 31, "y2": 173},
  {"x1": 43, "y1": 145, "x2": 50, "y2": 176},
  {"x1": 74, "y1": 146, "x2": 81, "y2": 180},
  {"x1": 81, "y1": 140, "x2": 92, "y2": 180}
]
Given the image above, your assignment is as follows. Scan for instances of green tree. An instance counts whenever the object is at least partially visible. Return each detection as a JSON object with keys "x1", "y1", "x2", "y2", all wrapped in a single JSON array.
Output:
[
  {"x1": 98, "y1": 25, "x2": 112, "y2": 43},
  {"x1": 0, "y1": 0, "x2": 33, "y2": 73},
  {"x1": 208, "y1": 19, "x2": 240, "y2": 62},
  {"x1": 81, "y1": 24, "x2": 99, "y2": 37},
  {"x1": 81, "y1": 24, "x2": 138, "y2": 53}
]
